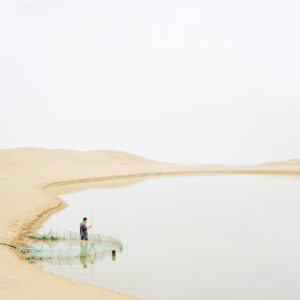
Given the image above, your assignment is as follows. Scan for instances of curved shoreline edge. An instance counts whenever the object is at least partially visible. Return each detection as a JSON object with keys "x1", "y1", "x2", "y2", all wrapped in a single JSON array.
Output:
[{"x1": 1, "y1": 148, "x2": 300, "y2": 300}]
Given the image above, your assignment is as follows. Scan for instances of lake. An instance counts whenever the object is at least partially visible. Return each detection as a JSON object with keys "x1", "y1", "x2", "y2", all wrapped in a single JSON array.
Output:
[{"x1": 31, "y1": 175, "x2": 300, "y2": 299}]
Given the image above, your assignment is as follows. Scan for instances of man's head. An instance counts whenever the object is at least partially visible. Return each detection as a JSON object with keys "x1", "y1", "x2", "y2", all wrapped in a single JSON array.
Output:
[{"x1": 83, "y1": 217, "x2": 87, "y2": 223}]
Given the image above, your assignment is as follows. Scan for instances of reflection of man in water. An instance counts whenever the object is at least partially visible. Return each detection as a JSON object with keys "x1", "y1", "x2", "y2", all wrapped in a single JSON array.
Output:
[
  {"x1": 80, "y1": 250, "x2": 88, "y2": 268},
  {"x1": 80, "y1": 217, "x2": 92, "y2": 246}
]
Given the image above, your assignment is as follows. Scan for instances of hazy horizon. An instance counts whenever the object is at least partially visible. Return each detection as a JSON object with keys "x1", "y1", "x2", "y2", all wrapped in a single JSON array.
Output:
[{"x1": 1, "y1": 0, "x2": 299, "y2": 165}]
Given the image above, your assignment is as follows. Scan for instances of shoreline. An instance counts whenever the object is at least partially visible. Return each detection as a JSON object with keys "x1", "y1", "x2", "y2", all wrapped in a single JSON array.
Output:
[
  {"x1": 24, "y1": 169, "x2": 300, "y2": 249},
  {"x1": 1, "y1": 148, "x2": 300, "y2": 300}
]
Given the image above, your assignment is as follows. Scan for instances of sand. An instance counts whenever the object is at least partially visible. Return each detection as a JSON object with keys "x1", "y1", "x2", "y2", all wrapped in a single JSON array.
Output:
[{"x1": 0, "y1": 147, "x2": 300, "y2": 300}]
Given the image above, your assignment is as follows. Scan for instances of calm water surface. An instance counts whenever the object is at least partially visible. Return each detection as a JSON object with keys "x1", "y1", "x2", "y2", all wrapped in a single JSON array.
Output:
[{"x1": 34, "y1": 175, "x2": 300, "y2": 299}]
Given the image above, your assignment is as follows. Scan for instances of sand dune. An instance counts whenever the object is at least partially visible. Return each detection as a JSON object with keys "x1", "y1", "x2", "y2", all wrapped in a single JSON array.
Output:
[{"x1": 0, "y1": 148, "x2": 300, "y2": 300}]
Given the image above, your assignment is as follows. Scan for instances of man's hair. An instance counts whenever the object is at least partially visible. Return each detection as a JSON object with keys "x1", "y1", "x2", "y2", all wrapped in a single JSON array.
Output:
[{"x1": 83, "y1": 217, "x2": 87, "y2": 221}]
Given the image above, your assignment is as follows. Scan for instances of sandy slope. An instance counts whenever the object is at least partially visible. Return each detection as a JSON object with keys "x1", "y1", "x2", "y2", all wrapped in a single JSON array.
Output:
[{"x1": 0, "y1": 148, "x2": 299, "y2": 300}]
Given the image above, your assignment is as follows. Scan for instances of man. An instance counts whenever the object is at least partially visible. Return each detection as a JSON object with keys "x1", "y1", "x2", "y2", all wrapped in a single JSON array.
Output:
[{"x1": 80, "y1": 217, "x2": 92, "y2": 246}]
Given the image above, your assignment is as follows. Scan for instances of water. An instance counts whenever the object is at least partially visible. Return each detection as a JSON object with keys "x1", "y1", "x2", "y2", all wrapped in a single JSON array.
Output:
[{"x1": 34, "y1": 175, "x2": 300, "y2": 299}]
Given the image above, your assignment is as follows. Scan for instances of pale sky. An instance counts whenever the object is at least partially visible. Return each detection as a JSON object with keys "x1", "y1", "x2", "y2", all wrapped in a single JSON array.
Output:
[{"x1": 0, "y1": 0, "x2": 299, "y2": 164}]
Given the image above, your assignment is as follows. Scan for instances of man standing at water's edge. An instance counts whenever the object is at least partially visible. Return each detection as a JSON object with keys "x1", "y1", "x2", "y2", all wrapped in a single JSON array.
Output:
[{"x1": 80, "y1": 217, "x2": 92, "y2": 246}]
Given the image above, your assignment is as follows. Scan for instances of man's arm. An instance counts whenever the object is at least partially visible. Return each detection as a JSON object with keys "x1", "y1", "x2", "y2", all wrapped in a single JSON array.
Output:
[{"x1": 87, "y1": 225, "x2": 92, "y2": 230}]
